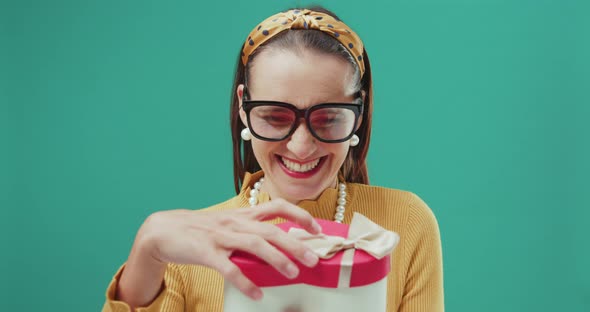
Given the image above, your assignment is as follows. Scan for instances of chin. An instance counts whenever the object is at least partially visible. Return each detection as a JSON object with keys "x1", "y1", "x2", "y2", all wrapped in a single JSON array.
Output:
[{"x1": 269, "y1": 154, "x2": 336, "y2": 201}]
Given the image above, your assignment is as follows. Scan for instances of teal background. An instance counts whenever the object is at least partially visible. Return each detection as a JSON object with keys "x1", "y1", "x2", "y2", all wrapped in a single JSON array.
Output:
[{"x1": 1, "y1": 0, "x2": 588, "y2": 311}]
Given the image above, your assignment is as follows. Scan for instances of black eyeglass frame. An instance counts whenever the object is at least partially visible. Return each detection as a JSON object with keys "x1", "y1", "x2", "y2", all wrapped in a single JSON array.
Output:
[{"x1": 241, "y1": 87, "x2": 364, "y2": 143}]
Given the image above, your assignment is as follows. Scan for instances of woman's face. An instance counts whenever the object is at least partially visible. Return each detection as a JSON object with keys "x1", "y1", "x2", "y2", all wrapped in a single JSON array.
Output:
[{"x1": 238, "y1": 48, "x2": 358, "y2": 203}]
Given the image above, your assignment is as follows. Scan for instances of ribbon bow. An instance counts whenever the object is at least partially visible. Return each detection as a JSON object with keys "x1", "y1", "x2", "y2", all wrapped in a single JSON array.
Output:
[
  {"x1": 288, "y1": 212, "x2": 399, "y2": 259},
  {"x1": 288, "y1": 213, "x2": 400, "y2": 287}
]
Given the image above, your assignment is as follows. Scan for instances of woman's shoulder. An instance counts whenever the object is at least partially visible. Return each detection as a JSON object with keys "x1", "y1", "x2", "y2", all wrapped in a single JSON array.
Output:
[
  {"x1": 348, "y1": 182, "x2": 427, "y2": 208},
  {"x1": 347, "y1": 183, "x2": 439, "y2": 233},
  {"x1": 198, "y1": 193, "x2": 247, "y2": 212}
]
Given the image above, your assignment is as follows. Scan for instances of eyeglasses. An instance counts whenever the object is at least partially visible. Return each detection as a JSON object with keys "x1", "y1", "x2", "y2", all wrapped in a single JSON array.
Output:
[{"x1": 242, "y1": 87, "x2": 363, "y2": 143}]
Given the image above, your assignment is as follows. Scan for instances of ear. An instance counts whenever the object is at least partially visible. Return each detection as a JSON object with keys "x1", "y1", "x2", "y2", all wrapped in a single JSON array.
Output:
[
  {"x1": 355, "y1": 89, "x2": 366, "y2": 130},
  {"x1": 356, "y1": 115, "x2": 363, "y2": 131},
  {"x1": 237, "y1": 84, "x2": 248, "y2": 127}
]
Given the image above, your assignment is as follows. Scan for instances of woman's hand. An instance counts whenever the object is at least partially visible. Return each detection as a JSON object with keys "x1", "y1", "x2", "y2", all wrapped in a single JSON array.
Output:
[{"x1": 134, "y1": 198, "x2": 322, "y2": 300}]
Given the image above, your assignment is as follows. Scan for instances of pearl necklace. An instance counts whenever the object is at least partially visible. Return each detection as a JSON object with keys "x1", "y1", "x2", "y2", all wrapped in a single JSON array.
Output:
[{"x1": 248, "y1": 177, "x2": 347, "y2": 223}]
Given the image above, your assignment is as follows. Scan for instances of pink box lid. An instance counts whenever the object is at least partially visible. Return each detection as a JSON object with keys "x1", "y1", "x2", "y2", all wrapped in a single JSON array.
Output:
[{"x1": 230, "y1": 218, "x2": 391, "y2": 288}]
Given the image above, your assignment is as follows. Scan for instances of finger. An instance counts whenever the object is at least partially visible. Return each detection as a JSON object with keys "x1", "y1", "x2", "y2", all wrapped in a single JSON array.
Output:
[
  {"x1": 237, "y1": 221, "x2": 319, "y2": 268},
  {"x1": 220, "y1": 232, "x2": 301, "y2": 279},
  {"x1": 249, "y1": 199, "x2": 322, "y2": 234},
  {"x1": 212, "y1": 258, "x2": 263, "y2": 301}
]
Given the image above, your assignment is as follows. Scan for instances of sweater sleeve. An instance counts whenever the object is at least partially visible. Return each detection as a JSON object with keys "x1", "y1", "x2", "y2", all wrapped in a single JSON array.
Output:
[
  {"x1": 102, "y1": 263, "x2": 185, "y2": 312},
  {"x1": 398, "y1": 193, "x2": 445, "y2": 312}
]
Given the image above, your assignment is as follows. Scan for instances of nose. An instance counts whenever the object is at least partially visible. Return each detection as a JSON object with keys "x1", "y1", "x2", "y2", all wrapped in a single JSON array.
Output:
[{"x1": 286, "y1": 121, "x2": 318, "y2": 160}]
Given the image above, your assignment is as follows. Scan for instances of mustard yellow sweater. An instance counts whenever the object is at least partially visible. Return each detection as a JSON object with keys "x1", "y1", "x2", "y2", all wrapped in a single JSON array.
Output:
[{"x1": 102, "y1": 171, "x2": 444, "y2": 311}]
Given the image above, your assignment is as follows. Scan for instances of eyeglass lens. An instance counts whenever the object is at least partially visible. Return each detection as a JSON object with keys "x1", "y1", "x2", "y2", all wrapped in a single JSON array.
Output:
[{"x1": 248, "y1": 105, "x2": 356, "y2": 141}]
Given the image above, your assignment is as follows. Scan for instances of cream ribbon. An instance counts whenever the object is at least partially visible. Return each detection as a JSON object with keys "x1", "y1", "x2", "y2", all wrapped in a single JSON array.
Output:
[{"x1": 288, "y1": 213, "x2": 400, "y2": 287}]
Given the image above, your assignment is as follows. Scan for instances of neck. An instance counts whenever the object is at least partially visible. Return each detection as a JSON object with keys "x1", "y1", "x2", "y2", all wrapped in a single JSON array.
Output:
[
  {"x1": 259, "y1": 176, "x2": 338, "y2": 205},
  {"x1": 248, "y1": 173, "x2": 348, "y2": 223}
]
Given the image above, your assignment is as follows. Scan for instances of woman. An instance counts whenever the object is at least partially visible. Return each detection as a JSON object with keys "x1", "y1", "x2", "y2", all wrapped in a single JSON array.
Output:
[{"x1": 103, "y1": 6, "x2": 443, "y2": 312}]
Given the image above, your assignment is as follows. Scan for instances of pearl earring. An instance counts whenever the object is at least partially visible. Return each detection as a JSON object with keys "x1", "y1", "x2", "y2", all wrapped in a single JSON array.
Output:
[
  {"x1": 241, "y1": 128, "x2": 252, "y2": 141},
  {"x1": 350, "y1": 134, "x2": 360, "y2": 147}
]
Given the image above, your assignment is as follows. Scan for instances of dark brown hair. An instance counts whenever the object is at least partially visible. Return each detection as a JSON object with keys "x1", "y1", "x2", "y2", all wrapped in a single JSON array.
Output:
[{"x1": 230, "y1": 6, "x2": 373, "y2": 194}]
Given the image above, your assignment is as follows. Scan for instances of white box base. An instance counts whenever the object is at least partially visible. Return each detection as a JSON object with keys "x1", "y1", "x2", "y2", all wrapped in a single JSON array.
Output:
[{"x1": 223, "y1": 278, "x2": 387, "y2": 312}]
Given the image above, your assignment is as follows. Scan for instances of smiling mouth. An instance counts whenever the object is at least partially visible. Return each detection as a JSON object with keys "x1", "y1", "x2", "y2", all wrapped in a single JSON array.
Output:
[
  {"x1": 276, "y1": 155, "x2": 326, "y2": 174},
  {"x1": 282, "y1": 157, "x2": 320, "y2": 173}
]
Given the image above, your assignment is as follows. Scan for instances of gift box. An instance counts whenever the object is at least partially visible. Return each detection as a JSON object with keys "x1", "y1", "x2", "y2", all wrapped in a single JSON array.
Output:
[{"x1": 224, "y1": 213, "x2": 400, "y2": 312}]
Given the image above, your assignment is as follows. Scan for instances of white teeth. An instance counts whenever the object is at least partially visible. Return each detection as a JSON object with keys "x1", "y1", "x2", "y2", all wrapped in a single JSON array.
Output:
[{"x1": 281, "y1": 157, "x2": 321, "y2": 173}]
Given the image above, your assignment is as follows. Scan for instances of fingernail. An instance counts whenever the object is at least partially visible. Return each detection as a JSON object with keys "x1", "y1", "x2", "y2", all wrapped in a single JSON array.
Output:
[
  {"x1": 303, "y1": 250, "x2": 319, "y2": 267},
  {"x1": 251, "y1": 289, "x2": 263, "y2": 301},
  {"x1": 312, "y1": 221, "x2": 322, "y2": 233},
  {"x1": 285, "y1": 263, "x2": 299, "y2": 279}
]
